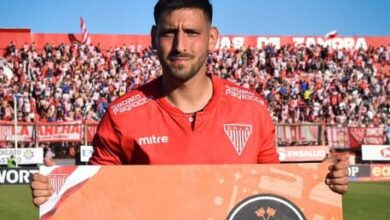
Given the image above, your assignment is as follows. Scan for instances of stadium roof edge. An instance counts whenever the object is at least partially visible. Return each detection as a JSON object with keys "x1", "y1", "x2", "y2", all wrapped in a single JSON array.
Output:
[{"x1": 0, "y1": 28, "x2": 31, "y2": 33}]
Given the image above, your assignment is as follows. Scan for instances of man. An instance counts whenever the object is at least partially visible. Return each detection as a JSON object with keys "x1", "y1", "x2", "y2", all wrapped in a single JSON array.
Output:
[
  {"x1": 7, "y1": 155, "x2": 17, "y2": 168},
  {"x1": 31, "y1": 0, "x2": 349, "y2": 206}
]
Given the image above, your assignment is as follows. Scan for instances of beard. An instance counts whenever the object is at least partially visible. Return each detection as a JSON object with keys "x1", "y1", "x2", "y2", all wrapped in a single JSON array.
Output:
[{"x1": 159, "y1": 50, "x2": 208, "y2": 82}]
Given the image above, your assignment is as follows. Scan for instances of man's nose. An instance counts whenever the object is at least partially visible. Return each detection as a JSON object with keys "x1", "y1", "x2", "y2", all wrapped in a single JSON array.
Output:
[{"x1": 173, "y1": 31, "x2": 187, "y2": 53}]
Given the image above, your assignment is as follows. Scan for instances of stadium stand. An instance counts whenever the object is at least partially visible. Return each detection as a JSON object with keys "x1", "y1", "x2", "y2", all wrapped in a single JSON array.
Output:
[
  {"x1": 1, "y1": 41, "x2": 389, "y2": 125},
  {"x1": 0, "y1": 30, "x2": 389, "y2": 164}
]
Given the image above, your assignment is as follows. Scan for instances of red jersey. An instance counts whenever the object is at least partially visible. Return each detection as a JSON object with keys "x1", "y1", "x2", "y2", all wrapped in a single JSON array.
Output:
[{"x1": 90, "y1": 75, "x2": 279, "y2": 165}]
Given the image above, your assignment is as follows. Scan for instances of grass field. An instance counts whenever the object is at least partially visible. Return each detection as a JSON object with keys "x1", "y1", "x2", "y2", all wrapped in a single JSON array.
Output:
[
  {"x1": 0, "y1": 182, "x2": 389, "y2": 219},
  {"x1": 0, "y1": 185, "x2": 38, "y2": 220},
  {"x1": 343, "y1": 182, "x2": 390, "y2": 219}
]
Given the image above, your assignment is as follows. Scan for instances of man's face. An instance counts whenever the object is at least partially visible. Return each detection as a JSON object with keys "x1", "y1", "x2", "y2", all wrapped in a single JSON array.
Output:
[{"x1": 153, "y1": 8, "x2": 217, "y2": 82}]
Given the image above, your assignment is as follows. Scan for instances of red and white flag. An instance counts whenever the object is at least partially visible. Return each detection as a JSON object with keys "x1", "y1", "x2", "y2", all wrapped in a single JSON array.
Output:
[
  {"x1": 80, "y1": 17, "x2": 91, "y2": 45},
  {"x1": 325, "y1": 30, "x2": 338, "y2": 39}
]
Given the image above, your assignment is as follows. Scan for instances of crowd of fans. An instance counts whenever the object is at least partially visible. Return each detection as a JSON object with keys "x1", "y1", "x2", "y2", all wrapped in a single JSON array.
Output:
[{"x1": 1, "y1": 41, "x2": 389, "y2": 127}]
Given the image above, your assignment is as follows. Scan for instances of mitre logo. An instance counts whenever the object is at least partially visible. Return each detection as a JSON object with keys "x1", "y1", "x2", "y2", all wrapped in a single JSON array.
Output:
[
  {"x1": 227, "y1": 194, "x2": 306, "y2": 220},
  {"x1": 224, "y1": 124, "x2": 252, "y2": 155},
  {"x1": 137, "y1": 135, "x2": 169, "y2": 145}
]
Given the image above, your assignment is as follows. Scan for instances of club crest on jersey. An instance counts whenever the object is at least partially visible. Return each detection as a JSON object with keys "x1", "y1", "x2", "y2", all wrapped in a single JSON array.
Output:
[
  {"x1": 224, "y1": 124, "x2": 252, "y2": 155},
  {"x1": 48, "y1": 174, "x2": 68, "y2": 195}
]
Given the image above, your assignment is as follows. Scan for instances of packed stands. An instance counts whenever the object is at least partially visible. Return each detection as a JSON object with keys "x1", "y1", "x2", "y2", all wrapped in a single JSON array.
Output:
[
  {"x1": 1, "y1": 41, "x2": 389, "y2": 125},
  {"x1": 0, "y1": 35, "x2": 389, "y2": 163}
]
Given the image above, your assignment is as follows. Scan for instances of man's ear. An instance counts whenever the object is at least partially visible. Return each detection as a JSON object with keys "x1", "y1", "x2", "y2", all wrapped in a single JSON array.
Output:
[
  {"x1": 208, "y1": 27, "x2": 219, "y2": 51},
  {"x1": 151, "y1": 25, "x2": 157, "y2": 50}
]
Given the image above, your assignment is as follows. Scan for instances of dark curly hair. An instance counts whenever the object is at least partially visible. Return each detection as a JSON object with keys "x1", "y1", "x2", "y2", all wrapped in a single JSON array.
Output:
[{"x1": 154, "y1": 0, "x2": 213, "y2": 24}]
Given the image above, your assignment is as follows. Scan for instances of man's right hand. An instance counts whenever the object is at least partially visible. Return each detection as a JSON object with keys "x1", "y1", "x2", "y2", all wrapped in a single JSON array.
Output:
[{"x1": 30, "y1": 158, "x2": 55, "y2": 207}]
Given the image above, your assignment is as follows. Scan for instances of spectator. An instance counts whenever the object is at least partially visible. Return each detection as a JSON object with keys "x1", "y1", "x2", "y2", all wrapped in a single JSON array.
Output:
[{"x1": 6, "y1": 155, "x2": 17, "y2": 168}]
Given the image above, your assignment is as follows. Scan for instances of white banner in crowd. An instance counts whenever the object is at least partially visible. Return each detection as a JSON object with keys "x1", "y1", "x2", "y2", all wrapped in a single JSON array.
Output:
[
  {"x1": 0, "y1": 123, "x2": 34, "y2": 142},
  {"x1": 80, "y1": 145, "x2": 94, "y2": 162},
  {"x1": 0, "y1": 148, "x2": 43, "y2": 165},
  {"x1": 327, "y1": 126, "x2": 350, "y2": 148},
  {"x1": 362, "y1": 145, "x2": 390, "y2": 161},
  {"x1": 36, "y1": 122, "x2": 82, "y2": 142},
  {"x1": 277, "y1": 124, "x2": 319, "y2": 143},
  {"x1": 0, "y1": 121, "x2": 83, "y2": 143}
]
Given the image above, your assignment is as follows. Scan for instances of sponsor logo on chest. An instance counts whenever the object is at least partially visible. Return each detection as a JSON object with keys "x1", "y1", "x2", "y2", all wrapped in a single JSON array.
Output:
[{"x1": 224, "y1": 124, "x2": 252, "y2": 155}]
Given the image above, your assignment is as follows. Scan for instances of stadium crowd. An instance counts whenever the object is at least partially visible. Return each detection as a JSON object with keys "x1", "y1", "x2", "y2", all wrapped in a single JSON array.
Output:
[{"x1": 0, "y1": 41, "x2": 389, "y2": 126}]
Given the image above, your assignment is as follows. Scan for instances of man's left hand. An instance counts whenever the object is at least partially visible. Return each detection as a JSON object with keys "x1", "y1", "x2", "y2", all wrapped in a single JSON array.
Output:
[{"x1": 324, "y1": 153, "x2": 349, "y2": 194}]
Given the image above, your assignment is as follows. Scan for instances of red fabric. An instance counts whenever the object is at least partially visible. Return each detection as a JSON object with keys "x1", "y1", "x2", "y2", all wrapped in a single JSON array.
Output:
[
  {"x1": 348, "y1": 127, "x2": 365, "y2": 148},
  {"x1": 90, "y1": 75, "x2": 279, "y2": 165},
  {"x1": 325, "y1": 30, "x2": 338, "y2": 39}
]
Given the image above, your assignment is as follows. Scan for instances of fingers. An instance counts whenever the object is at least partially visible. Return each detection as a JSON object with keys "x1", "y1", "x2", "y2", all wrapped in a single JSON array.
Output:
[
  {"x1": 31, "y1": 178, "x2": 52, "y2": 195},
  {"x1": 327, "y1": 168, "x2": 349, "y2": 179},
  {"x1": 33, "y1": 197, "x2": 50, "y2": 208},
  {"x1": 44, "y1": 158, "x2": 56, "y2": 166},
  {"x1": 325, "y1": 152, "x2": 350, "y2": 195},
  {"x1": 31, "y1": 173, "x2": 50, "y2": 184},
  {"x1": 323, "y1": 152, "x2": 349, "y2": 163},
  {"x1": 328, "y1": 184, "x2": 348, "y2": 195},
  {"x1": 328, "y1": 159, "x2": 349, "y2": 172},
  {"x1": 32, "y1": 188, "x2": 53, "y2": 198},
  {"x1": 31, "y1": 173, "x2": 53, "y2": 207},
  {"x1": 326, "y1": 175, "x2": 349, "y2": 185},
  {"x1": 326, "y1": 174, "x2": 349, "y2": 195}
]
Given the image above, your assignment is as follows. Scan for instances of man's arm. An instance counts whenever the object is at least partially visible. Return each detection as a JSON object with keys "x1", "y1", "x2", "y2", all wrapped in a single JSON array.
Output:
[
  {"x1": 89, "y1": 110, "x2": 129, "y2": 165},
  {"x1": 31, "y1": 111, "x2": 127, "y2": 207},
  {"x1": 257, "y1": 104, "x2": 280, "y2": 163},
  {"x1": 257, "y1": 124, "x2": 280, "y2": 163}
]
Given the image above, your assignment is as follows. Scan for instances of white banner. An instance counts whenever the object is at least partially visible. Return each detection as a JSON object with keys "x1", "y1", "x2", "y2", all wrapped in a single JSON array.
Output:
[
  {"x1": 277, "y1": 146, "x2": 329, "y2": 162},
  {"x1": 362, "y1": 145, "x2": 390, "y2": 161},
  {"x1": 363, "y1": 127, "x2": 385, "y2": 145},
  {"x1": 277, "y1": 124, "x2": 319, "y2": 143},
  {"x1": 0, "y1": 120, "x2": 84, "y2": 143},
  {"x1": 0, "y1": 148, "x2": 43, "y2": 165},
  {"x1": 36, "y1": 121, "x2": 82, "y2": 142},
  {"x1": 80, "y1": 145, "x2": 93, "y2": 162},
  {"x1": 0, "y1": 123, "x2": 34, "y2": 142},
  {"x1": 327, "y1": 126, "x2": 350, "y2": 148}
]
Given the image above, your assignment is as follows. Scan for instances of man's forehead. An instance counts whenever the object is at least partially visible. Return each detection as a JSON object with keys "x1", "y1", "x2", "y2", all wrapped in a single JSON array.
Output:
[{"x1": 157, "y1": 7, "x2": 210, "y2": 25}]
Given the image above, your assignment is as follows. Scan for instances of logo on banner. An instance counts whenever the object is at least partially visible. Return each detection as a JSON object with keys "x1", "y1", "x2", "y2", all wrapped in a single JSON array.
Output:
[
  {"x1": 381, "y1": 147, "x2": 390, "y2": 158},
  {"x1": 23, "y1": 150, "x2": 34, "y2": 160},
  {"x1": 227, "y1": 194, "x2": 306, "y2": 220},
  {"x1": 277, "y1": 148, "x2": 287, "y2": 161},
  {"x1": 49, "y1": 174, "x2": 68, "y2": 195},
  {"x1": 348, "y1": 165, "x2": 370, "y2": 178},
  {"x1": 224, "y1": 124, "x2": 252, "y2": 155}
]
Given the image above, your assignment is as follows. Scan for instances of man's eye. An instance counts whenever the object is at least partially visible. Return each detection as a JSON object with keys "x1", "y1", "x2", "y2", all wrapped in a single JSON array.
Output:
[
  {"x1": 161, "y1": 31, "x2": 175, "y2": 37},
  {"x1": 186, "y1": 31, "x2": 199, "y2": 36}
]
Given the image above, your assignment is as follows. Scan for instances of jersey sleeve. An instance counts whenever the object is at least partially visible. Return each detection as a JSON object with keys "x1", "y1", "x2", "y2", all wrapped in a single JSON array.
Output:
[
  {"x1": 89, "y1": 111, "x2": 129, "y2": 165},
  {"x1": 257, "y1": 104, "x2": 280, "y2": 164}
]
